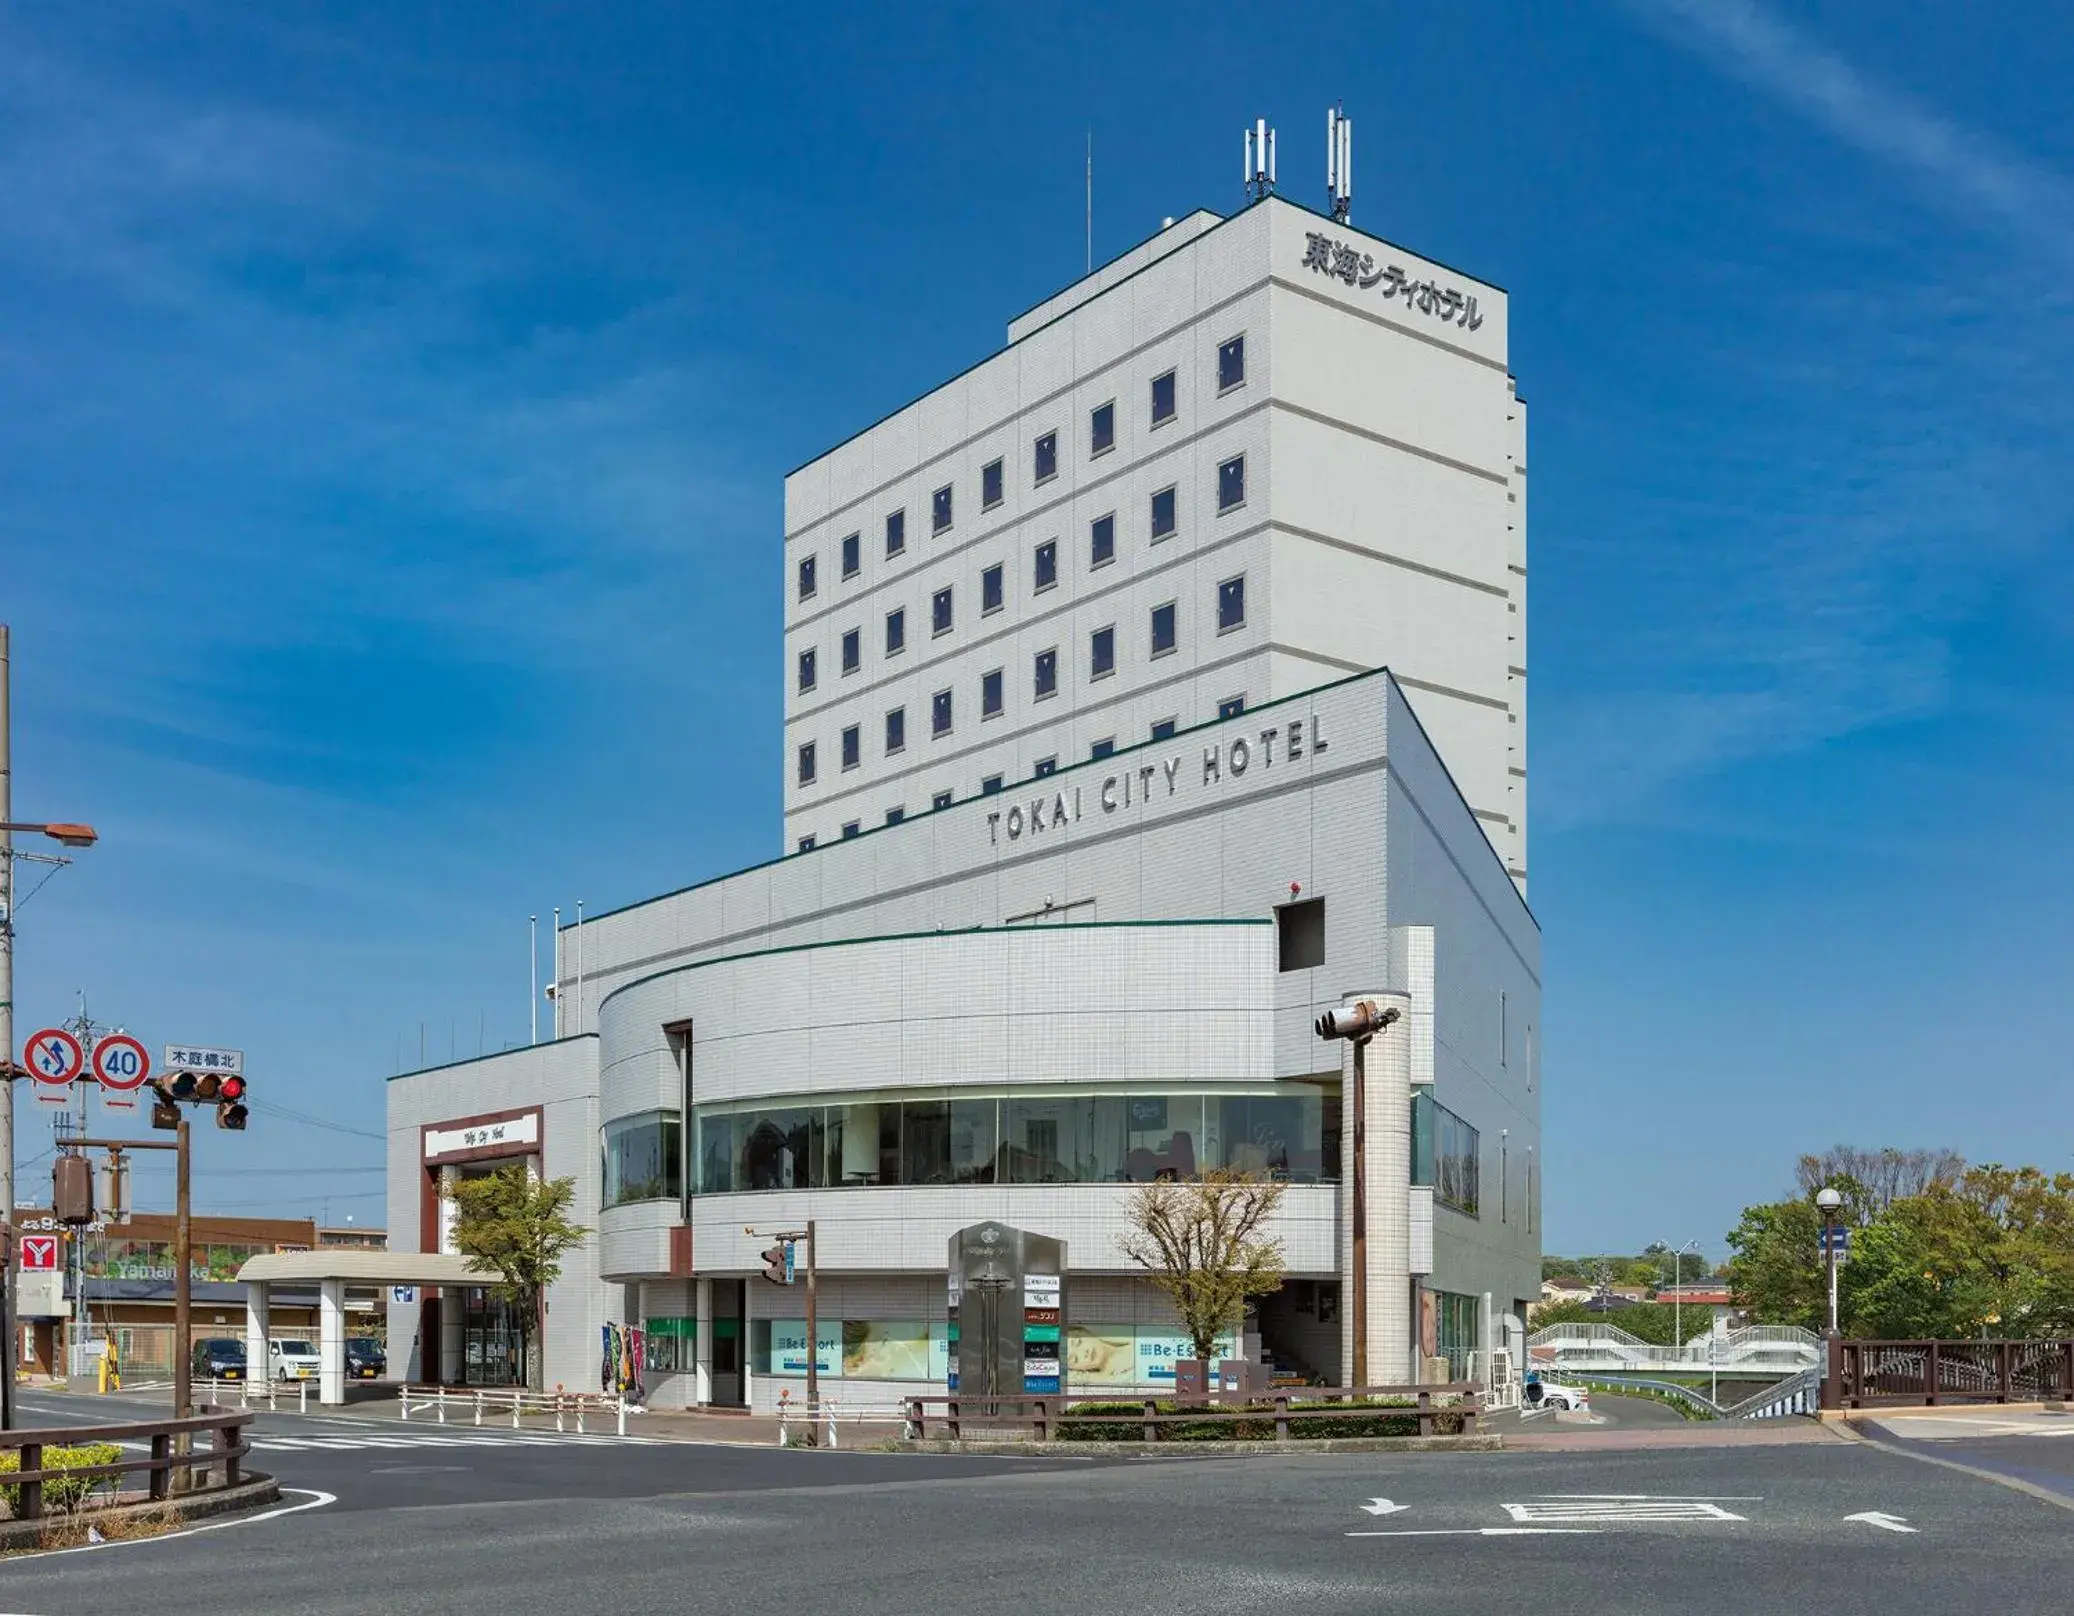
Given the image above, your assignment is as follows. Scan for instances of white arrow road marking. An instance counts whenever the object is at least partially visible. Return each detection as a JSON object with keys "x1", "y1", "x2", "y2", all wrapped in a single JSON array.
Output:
[
  {"x1": 1348, "y1": 1528, "x2": 1602, "y2": 1538},
  {"x1": 1846, "y1": 1511, "x2": 1918, "y2": 1533},
  {"x1": 1360, "y1": 1498, "x2": 1409, "y2": 1516}
]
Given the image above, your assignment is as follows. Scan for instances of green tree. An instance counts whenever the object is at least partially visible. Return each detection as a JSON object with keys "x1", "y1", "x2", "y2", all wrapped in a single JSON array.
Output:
[
  {"x1": 447, "y1": 1167, "x2": 588, "y2": 1390},
  {"x1": 1118, "y1": 1170, "x2": 1287, "y2": 1363}
]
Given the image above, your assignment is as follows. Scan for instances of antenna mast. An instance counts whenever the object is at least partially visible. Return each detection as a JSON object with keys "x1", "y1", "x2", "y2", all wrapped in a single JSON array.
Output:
[
  {"x1": 1327, "y1": 103, "x2": 1353, "y2": 223},
  {"x1": 1085, "y1": 128, "x2": 1093, "y2": 274},
  {"x1": 1243, "y1": 117, "x2": 1277, "y2": 204}
]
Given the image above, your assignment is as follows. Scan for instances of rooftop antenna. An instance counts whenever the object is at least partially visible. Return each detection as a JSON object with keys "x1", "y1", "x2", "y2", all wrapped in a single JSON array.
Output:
[
  {"x1": 1327, "y1": 103, "x2": 1353, "y2": 224},
  {"x1": 1085, "y1": 128, "x2": 1093, "y2": 274},
  {"x1": 1244, "y1": 116, "x2": 1276, "y2": 204}
]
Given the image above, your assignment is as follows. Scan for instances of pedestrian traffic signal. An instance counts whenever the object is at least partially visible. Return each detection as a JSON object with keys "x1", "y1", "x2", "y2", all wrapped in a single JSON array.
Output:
[{"x1": 761, "y1": 1242, "x2": 793, "y2": 1286}]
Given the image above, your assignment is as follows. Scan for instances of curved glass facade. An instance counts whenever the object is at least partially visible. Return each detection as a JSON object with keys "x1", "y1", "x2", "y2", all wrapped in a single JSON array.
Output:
[
  {"x1": 602, "y1": 1110, "x2": 682, "y2": 1207},
  {"x1": 689, "y1": 1082, "x2": 1340, "y2": 1192}
]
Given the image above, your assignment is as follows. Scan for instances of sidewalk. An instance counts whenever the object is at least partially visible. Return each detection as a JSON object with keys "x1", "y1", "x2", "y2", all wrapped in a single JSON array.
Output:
[{"x1": 1506, "y1": 1419, "x2": 1845, "y2": 1452}]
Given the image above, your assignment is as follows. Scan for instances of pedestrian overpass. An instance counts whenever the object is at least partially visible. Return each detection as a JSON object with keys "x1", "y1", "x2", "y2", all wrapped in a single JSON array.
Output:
[
  {"x1": 1529, "y1": 1321, "x2": 1821, "y2": 1377},
  {"x1": 235, "y1": 1249, "x2": 493, "y2": 1406}
]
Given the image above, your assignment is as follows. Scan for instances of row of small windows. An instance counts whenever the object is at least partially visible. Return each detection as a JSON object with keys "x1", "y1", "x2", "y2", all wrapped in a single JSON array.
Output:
[
  {"x1": 796, "y1": 579, "x2": 1247, "y2": 787},
  {"x1": 794, "y1": 338, "x2": 1248, "y2": 605},
  {"x1": 795, "y1": 458, "x2": 1247, "y2": 695},
  {"x1": 792, "y1": 698, "x2": 1244, "y2": 851}
]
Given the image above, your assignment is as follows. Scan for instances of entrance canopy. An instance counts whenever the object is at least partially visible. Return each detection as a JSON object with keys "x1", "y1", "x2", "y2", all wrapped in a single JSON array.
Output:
[{"x1": 235, "y1": 1250, "x2": 494, "y2": 1403}]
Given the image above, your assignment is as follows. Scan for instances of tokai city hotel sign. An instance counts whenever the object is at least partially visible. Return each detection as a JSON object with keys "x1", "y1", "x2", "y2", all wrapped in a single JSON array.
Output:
[
  {"x1": 987, "y1": 712, "x2": 1330, "y2": 846},
  {"x1": 1301, "y1": 230, "x2": 1484, "y2": 332}
]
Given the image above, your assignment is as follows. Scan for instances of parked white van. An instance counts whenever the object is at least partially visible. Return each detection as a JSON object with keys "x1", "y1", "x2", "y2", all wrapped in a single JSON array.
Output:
[{"x1": 269, "y1": 1339, "x2": 321, "y2": 1381}]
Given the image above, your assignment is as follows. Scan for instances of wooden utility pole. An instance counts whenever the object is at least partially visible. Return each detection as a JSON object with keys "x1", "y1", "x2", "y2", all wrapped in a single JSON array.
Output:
[{"x1": 77, "y1": 1129, "x2": 190, "y2": 1419}]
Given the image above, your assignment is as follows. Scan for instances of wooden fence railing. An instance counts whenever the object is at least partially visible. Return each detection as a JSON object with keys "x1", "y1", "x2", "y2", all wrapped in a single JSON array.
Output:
[
  {"x1": 903, "y1": 1384, "x2": 1479, "y2": 1443},
  {"x1": 1, "y1": 1410, "x2": 253, "y2": 1522},
  {"x1": 1823, "y1": 1339, "x2": 2074, "y2": 1410}
]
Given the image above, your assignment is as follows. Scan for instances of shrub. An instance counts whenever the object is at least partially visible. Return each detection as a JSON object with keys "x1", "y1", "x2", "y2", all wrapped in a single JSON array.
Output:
[{"x1": 0, "y1": 1444, "x2": 124, "y2": 1513}]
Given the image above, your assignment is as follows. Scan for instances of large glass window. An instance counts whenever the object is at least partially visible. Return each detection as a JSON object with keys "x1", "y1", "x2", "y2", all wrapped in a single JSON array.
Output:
[
  {"x1": 687, "y1": 1082, "x2": 1338, "y2": 1193},
  {"x1": 1414, "y1": 1092, "x2": 1481, "y2": 1216},
  {"x1": 602, "y1": 1111, "x2": 682, "y2": 1207}
]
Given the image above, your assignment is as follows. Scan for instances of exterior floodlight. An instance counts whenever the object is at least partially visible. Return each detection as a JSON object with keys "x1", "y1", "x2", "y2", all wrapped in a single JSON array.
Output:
[{"x1": 1314, "y1": 1000, "x2": 1401, "y2": 1041}]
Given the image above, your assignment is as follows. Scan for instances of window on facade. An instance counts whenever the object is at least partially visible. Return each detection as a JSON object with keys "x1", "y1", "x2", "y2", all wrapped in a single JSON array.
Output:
[
  {"x1": 1151, "y1": 368, "x2": 1176, "y2": 426},
  {"x1": 841, "y1": 531, "x2": 861, "y2": 578},
  {"x1": 1034, "y1": 647, "x2": 1058, "y2": 699},
  {"x1": 886, "y1": 806, "x2": 905, "y2": 826},
  {"x1": 1218, "y1": 454, "x2": 1246, "y2": 512},
  {"x1": 981, "y1": 774, "x2": 1003, "y2": 795},
  {"x1": 1150, "y1": 601, "x2": 1177, "y2": 657},
  {"x1": 932, "y1": 484, "x2": 953, "y2": 534},
  {"x1": 842, "y1": 821, "x2": 860, "y2": 839},
  {"x1": 797, "y1": 648, "x2": 817, "y2": 693},
  {"x1": 797, "y1": 835, "x2": 815, "y2": 853},
  {"x1": 602, "y1": 1112, "x2": 682, "y2": 1207},
  {"x1": 1091, "y1": 738, "x2": 1115, "y2": 760},
  {"x1": 982, "y1": 562, "x2": 1004, "y2": 614},
  {"x1": 932, "y1": 688, "x2": 953, "y2": 736},
  {"x1": 1151, "y1": 717, "x2": 1177, "y2": 741},
  {"x1": 1033, "y1": 539, "x2": 1058, "y2": 593},
  {"x1": 1090, "y1": 624, "x2": 1115, "y2": 679},
  {"x1": 1090, "y1": 400, "x2": 1115, "y2": 456},
  {"x1": 1034, "y1": 756, "x2": 1057, "y2": 777},
  {"x1": 886, "y1": 509, "x2": 906, "y2": 556},
  {"x1": 1089, "y1": 512, "x2": 1115, "y2": 567},
  {"x1": 1218, "y1": 574, "x2": 1246, "y2": 632},
  {"x1": 1217, "y1": 695, "x2": 1246, "y2": 720},
  {"x1": 841, "y1": 725, "x2": 860, "y2": 770},
  {"x1": 885, "y1": 707, "x2": 906, "y2": 754},
  {"x1": 932, "y1": 587, "x2": 953, "y2": 636},
  {"x1": 885, "y1": 607, "x2": 906, "y2": 656},
  {"x1": 797, "y1": 741, "x2": 816, "y2": 784},
  {"x1": 1150, "y1": 485, "x2": 1177, "y2": 542},
  {"x1": 1412, "y1": 1093, "x2": 1481, "y2": 1217},
  {"x1": 982, "y1": 458, "x2": 1004, "y2": 510},
  {"x1": 690, "y1": 1080, "x2": 1340, "y2": 1193},
  {"x1": 932, "y1": 789, "x2": 953, "y2": 810},
  {"x1": 797, "y1": 554, "x2": 817, "y2": 601},
  {"x1": 1218, "y1": 333, "x2": 1246, "y2": 391},
  {"x1": 982, "y1": 668, "x2": 1004, "y2": 718},
  {"x1": 1034, "y1": 431, "x2": 1057, "y2": 484},
  {"x1": 841, "y1": 628, "x2": 860, "y2": 675},
  {"x1": 1277, "y1": 898, "x2": 1325, "y2": 971}
]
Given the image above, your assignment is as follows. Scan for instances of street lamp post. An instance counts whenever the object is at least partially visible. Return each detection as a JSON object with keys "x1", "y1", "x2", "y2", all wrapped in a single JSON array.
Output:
[
  {"x1": 1660, "y1": 1238, "x2": 1700, "y2": 1348},
  {"x1": 0, "y1": 623, "x2": 100, "y2": 1430},
  {"x1": 1815, "y1": 1186, "x2": 1844, "y2": 1337}
]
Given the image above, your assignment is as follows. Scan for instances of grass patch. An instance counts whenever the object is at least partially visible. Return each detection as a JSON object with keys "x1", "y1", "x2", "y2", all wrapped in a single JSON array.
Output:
[{"x1": 24, "y1": 1502, "x2": 184, "y2": 1551}]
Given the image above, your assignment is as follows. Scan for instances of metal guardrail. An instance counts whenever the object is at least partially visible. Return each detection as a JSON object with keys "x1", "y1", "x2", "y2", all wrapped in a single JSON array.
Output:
[
  {"x1": 1723, "y1": 1365, "x2": 1820, "y2": 1419},
  {"x1": 903, "y1": 1384, "x2": 1479, "y2": 1443},
  {"x1": 775, "y1": 1393, "x2": 918, "y2": 1447},
  {"x1": 0, "y1": 1410, "x2": 253, "y2": 1521},
  {"x1": 197, "y1": 1377, "x2": 307, "y2": 1414},
  {"x1": 397, "y1": 1385, "x2": 630, "y2": 1435},
  {"x1": 1529, "y1": 1323, "x2": 1821, "y2": 1375}
]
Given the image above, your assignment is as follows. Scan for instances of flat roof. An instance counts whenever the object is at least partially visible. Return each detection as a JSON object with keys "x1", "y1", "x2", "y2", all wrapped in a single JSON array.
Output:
[{"x1": 236, "y1": 1250, "x2": 490, "y2": 1286}]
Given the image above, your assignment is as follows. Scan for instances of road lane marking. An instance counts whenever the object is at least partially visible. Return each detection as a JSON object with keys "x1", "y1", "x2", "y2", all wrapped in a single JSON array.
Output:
[
  {"x1": 1846, "y1": 1511, "x2": 1918, "y2": 1533},
  {"x1": 1359, "y1": 1498, "x2": 1408, "y2": 1516},
  {"x1": 0, "y1": 1488, "x2": 338, "y2": 1562},
  {"x1": 1348, "y1": 1528, "x2": 1603, "y2": 1538},
  {"x1": 1504, "y1": 1501, "x2": 1745, "y2": 1523}
]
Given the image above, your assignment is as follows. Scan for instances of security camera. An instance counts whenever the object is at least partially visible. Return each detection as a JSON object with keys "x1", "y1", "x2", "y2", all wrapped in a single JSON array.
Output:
[{"x1": 1314, "y1": 999, "x2": 1400, "y2": 1040}]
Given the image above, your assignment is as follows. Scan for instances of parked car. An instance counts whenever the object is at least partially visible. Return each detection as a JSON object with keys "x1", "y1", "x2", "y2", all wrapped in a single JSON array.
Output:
[
  {"x1": 269, "y1": 1339, "x2": 321, "y2": 1381},
  {"x1": 192, "y1": 1337, "x2": 247, "y2": 1381},
  {"x1": 1526, "y1": 1379, "x2": 1590, "y2": 1413},
  {"x1": 345, "y1": 1337, "x2": 386, "y2": 1380}
]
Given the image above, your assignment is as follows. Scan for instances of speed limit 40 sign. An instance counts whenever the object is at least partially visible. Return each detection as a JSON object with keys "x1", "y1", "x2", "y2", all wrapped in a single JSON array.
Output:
[{"x1": 92, "y1": 1033, "x2": 151, "y2": 1109}]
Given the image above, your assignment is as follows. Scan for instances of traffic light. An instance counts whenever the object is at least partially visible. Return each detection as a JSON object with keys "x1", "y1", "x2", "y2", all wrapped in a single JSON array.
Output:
[
  {"x1": 760, "y1": 1242, "x2": 793, "y2": 1286},
  {"x1": 166, "y1": 1072, "x2": 200, "y2": 1102},
  {"x1": 216, "y1": 1074, "x2": 248, "y2": 1131},
  {"x1": 193, "y1": 1072, "x2": 222, "y2": 1101}
]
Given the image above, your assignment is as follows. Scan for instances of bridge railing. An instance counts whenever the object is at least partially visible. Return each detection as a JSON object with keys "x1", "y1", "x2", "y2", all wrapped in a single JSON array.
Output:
[{"x1": 1824, "y1": 1339, "x2": 2074, "y2": 1409}]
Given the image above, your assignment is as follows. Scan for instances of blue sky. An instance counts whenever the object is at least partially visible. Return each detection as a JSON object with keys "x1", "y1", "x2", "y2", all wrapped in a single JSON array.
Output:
[{"x1": 3, "y1": 2, "x2": 2068, "y2": 1255}]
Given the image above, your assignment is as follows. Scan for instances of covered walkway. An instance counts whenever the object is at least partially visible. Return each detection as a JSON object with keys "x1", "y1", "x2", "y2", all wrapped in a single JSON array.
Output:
[{"x1": 235, "y1": 1250, "x2": 492, "y2": 1406}]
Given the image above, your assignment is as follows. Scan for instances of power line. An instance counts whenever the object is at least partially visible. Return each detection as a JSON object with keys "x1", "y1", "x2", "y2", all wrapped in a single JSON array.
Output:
[{"x1": 245, "y1": 1100, "x2": 385, "y2": 1143}]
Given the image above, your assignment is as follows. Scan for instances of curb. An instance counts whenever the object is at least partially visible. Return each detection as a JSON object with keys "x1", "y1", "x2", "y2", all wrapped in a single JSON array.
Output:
[
  {"x1": 898, "y1": 1435, "x2": 1503, "y2": 1457},
  {"x1": 1833, "y1": 1418, "x2": 2074, "y2": 1514},
  {"x1": 0, "y1": 1472, "x2": 282, "y2": 1552}
]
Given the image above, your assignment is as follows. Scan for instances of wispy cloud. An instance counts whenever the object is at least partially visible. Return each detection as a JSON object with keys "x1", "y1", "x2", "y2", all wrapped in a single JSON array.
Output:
[{"x1": 1625, "y1": 0, "x2": 2074, "y2": 268}]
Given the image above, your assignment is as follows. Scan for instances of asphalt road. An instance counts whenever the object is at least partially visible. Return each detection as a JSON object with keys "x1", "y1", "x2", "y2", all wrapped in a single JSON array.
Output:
[{"x1": 5, "y1": 1392, "x2": 2073, "y2": 1615}]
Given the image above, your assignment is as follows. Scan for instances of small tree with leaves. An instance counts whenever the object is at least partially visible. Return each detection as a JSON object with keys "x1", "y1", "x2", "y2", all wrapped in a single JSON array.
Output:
[
  {"x1": 447, "y1": 1166, "x2": 588, "y2": 1391},
  {"x1": 1118, "y1": 1169, "x2": 1287, "y2": 1364}
]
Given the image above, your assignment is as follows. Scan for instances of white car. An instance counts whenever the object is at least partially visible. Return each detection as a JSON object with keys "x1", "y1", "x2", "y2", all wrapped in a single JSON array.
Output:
[
  {"x1": 1528, "y1": 1380, "x2": 1590, "y2": 1413},
  {"x1": 270, "y1": 1339, "x2": 321, "y2": 1381}
]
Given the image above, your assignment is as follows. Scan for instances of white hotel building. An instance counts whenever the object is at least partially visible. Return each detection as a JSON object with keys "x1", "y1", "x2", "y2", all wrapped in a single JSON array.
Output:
[{"x1": 386, "y1": 190, "x2": 1540, "y2": 1410}]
